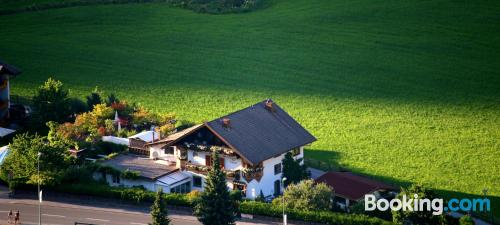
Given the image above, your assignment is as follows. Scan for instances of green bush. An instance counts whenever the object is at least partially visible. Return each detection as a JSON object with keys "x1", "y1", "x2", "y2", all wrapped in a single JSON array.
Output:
[{"x1": 240, "y1": 201, "x2": 393, "y2": 225}]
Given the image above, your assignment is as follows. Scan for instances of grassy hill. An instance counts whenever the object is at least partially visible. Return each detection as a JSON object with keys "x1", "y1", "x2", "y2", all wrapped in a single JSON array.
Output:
[{"x1": 1, "y1": 0, "x2": 499, "y2": 216}]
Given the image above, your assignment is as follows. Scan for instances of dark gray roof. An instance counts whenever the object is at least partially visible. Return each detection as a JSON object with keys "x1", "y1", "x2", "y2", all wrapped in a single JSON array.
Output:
[
  {"x1": 0, "y1": 60, "x2": 21, "y2": 76},
  {"x1": 206, "y1": 99, "x2": 316, "y2": 165},
  {"x1": 101, "y1": 154, "x2": 177, "y2": 180}
]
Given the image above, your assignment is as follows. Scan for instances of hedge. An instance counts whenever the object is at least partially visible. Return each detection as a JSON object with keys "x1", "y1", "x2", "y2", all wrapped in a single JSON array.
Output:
[
  {"x1": 11, "y1": 181, "x2": 391, "y2": 225},
  {"x1": 240, "y1": 201, "x2": 394, "y2": 225},
  {"x1": 53, "y1": 182, "x2": 191, "y2": 206}
]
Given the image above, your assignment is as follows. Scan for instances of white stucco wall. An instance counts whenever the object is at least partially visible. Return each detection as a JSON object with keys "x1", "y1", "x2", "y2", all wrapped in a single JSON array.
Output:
[
  {"x1": 186, "y1": 149, "x2": 242, "y2": 170},
  {"x1": 245, "y1": 147, "x2": 304, "y2": 199}
]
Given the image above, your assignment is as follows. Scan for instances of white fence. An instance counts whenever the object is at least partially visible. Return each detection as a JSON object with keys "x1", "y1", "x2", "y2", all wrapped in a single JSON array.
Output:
[{"x1": 102, "y1": 136, "x2": 129, "y2": 146}]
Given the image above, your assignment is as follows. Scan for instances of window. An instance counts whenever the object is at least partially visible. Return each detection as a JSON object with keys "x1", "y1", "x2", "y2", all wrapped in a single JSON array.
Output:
[
  {"x1": 193, "y1": 176, "x2": 202, "y2": 188},
  {"x1": 291, "y1": 148, "x2": 301, "y2": 156},
  {"x1": 274, "y1": 180, "x2": 281, "y2": 196},
  {"x1": 205, "y1": 155, "x2": 212, "y2": 167},
  {"x1": 112, "y1": 174, "x2": 120, "y2": 184},
  {"x1": 171, "y1": 182, "x2": 191, "y2": 194},
  {"x1": 274, "y1": 163, "x2": 282, "y2": 175},
  {"x1": 164, "y1": 146, "x2": 174, "y2": 155},
  {"x1": 219, "y1": 157, "x2": 225, "y2": 169}
]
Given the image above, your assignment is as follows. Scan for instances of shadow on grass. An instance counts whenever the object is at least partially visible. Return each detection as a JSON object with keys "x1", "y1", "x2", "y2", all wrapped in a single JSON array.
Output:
[{"x1": 304, "y1": 149, "x2": 499, "y2": 223}]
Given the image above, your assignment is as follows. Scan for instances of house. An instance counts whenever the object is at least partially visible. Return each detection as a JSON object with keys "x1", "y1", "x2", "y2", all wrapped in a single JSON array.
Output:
[
  {"x1": 0, "y1": 59, "x2": 30, "y2": 130},
  {"x1": 128, "y1": 130, "x2": 160, "y2": 155},
  {"x1": 143, "y1": 99, "x2": 317, "y2": 199},
  {"x1": 315, "y1": 172, "x2": 398, "y2": 210},
  {"x1": 94, "y1": 153, "x2": 191, "y2": 193}
]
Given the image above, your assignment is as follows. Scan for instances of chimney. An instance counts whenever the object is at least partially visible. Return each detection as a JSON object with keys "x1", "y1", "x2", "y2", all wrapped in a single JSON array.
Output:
[
  {"x1": 265, "y1": 99, "x2": 275, "y2": 112},
  {"x1": 222, "y1": 118, "x2": 231, "y2": 128}
]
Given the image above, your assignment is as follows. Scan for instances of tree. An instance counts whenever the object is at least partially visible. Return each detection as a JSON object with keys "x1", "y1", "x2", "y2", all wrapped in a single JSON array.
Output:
[
  {"x1": 281, "y1": 152, "x2": 309, "y2": 186},
  {"x1": 105, "y1": 93, "x2": 119, "y2": 106},
  {"x1": 272, "y1": 179, "x2": 332, "y2": 211},
  {"x1": 194, "y1": 151, "x2": 236, "y2": 225},
  {"x1": 0, "y1": 133, "x2": 69, "y2": 187},
  {"x1": 151, "y1": 189, "x2": 170, "y2": 225},
  {"x1": 32, "y1": 78, "x2": 71, "y2": 126},
  {"x1": 392, "y1": 184, "x2": 445, "y2": 225},
  {"x1": 86, "y1": 87, "x2": 102, "y2": 110}
]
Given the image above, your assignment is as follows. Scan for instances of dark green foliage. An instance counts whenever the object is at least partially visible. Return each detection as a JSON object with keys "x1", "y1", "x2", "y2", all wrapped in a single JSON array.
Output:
[
  {"x1": 351, "y1": 200, "x2": 393, "y2": 221},
  {"x1": 121, "y1": 169, "x2": 140, "y2": 180},
  {"x1": 281, "y1": 152, "x2": 309, "y2": 186},
  {"x1": 240, "y1": 201, "x2": 393, "y2": 225},
  {"x1": 459, "y1": 215, "x2": 474, "y2": 225},
  {"x1": 32, "y1": 78, "x2": 71, "y2": 127},
  {"x1": 68, "y1": 97, "x2": 89, "y2": 115},
  {"x1": 94, "y1": 141, "x2": 127, "y2": 155},
  {"x1": 105, "y1": 93, "x2": 119, "y2": 106},
  {"x1": 151, "y1": 189, "x2": 171, "y2": 225},
  {"x1": 169, "y1": 0, "x2": 264, "y2": 14},
  {"x1": 392, "y1": 184, "x2": 445, "y2": 225},
  {"x1": 194, "y1": 151, "x2": 235, "y2": 225},
  {"x1": 255, "y1": 190, "x2": 265, "y2": 202},
  {"x1": 86, "y1": 87, "x2": 103, "y2": 110},
  {"x1": 273, "y1": 179, "x2": 332, "y2": 211},
  {"x1": 0, "y1": 133, "x2": 69, "y2": 186}
]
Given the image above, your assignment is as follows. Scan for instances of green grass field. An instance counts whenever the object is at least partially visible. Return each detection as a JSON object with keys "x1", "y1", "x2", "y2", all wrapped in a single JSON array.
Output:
[{"x1": 1, "y1": 0, "x2": 499, "y2": 216}]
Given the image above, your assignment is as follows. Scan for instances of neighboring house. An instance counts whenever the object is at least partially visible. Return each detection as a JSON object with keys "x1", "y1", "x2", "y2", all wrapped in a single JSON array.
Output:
[
  {"x1": 315, "y1": 172, "x2": 398, "y2": 210},
  {"x1": 0, "y1": 59, "x2": 21, "y2": 124},
  {"x1": 95, "y1": 153, "x2": 191, "y2": 193},
  {"x1": 142, "y1": 99, "x2": 317, "y2": 199},
  {"x1": 128, "y1": 130, "x2": 159, "y2": 155}
]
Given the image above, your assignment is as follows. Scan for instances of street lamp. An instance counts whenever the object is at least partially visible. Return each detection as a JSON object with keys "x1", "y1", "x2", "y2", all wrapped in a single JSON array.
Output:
[
  {"x1": 281, "y1": 177, "x2": 287, "y2": 225},
  {"x1": 37, "y1": 152, "x2": 42, "y2": 225}
]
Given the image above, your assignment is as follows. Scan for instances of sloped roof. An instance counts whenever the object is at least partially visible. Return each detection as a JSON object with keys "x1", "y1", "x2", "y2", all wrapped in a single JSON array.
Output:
[
  {"x1": 145, "y1": 124, "x2": 204, "y2": 147},
  {"x1": 205, "y1": 99, "x2": 316, "y2": 165},
  {"x1": 0, "y1": 60, "x2": 21, "y2": 76},
  {"x1": 315, "y1": 172, "x2": 398, "y2": 201},
  {"x1": 129, "y1": 130, "x2": 159, "y2": 142}
]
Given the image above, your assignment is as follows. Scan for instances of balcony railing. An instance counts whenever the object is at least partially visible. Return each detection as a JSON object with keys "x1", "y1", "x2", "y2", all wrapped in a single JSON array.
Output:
[{"x1": 184, "y1": 162, "x2": 237, "y2": 178}]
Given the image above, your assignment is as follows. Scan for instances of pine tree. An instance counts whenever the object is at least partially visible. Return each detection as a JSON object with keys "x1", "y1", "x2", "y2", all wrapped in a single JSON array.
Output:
[
  {"x1": 194, "y1": 151, "x2": 236, "y2": 225},
  {"x1": 151, "y1": 189, "x2": 170, "y2": 225},
  {"x1": 282, "y1": 152, "x2": 309, "y2": 186}
]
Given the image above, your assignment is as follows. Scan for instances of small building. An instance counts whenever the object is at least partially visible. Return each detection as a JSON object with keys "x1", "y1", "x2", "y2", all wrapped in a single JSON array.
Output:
[
  {"x1": 95, "y1": 153, "x2": 191, "y2": 193},
  {"x1": 128, "y1": 131, "x2": 159, "y2": 155},
  {"x1": 315, "y1": 172, "x2": 398, "y2": 210}
]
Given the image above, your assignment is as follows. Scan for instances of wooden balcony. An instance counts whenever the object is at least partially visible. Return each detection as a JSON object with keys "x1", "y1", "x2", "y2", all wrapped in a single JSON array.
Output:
[{"x1": 184, "y1": 162, "x2": 237, "y2": 178}]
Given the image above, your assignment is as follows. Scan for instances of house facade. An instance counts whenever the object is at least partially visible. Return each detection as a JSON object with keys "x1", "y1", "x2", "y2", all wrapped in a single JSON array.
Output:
[{"x1": 145, "y1": 99, "x2": 316, "y2": 199}]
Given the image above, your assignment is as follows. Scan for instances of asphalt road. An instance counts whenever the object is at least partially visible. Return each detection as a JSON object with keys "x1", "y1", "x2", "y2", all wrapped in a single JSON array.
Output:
[{"x1": 0, "y1": 198, "x2": 199, "y2": 225}]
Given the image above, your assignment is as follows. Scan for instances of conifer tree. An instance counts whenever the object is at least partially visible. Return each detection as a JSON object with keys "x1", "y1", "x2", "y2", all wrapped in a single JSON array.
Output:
[
  {"x1": 194, "y1": 151, "x2": 235, "y2": 225},
  {"x1": 282, "y1": 152, "x2": 309, "y2": 186},
  {"x1": 151, "y1": 189, "x2": 170, "y2": 225}
]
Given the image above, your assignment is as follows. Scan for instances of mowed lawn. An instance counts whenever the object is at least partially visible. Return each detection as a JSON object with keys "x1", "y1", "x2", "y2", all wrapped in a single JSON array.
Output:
[{"x1": 1, "y1": 0, "x2": 499, "y2": 213}]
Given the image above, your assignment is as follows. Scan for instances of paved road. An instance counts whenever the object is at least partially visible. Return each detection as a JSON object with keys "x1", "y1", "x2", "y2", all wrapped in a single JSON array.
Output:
[{"x1": 0, "y1": 198, "x2": 199, "y2": 225}]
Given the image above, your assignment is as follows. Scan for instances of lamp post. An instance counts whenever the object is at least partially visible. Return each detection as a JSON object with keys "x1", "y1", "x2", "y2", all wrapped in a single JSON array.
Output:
[
  {"x1": 281, "y1": 177, "x2": 287, "y2": 225},
  {"x1": 37, "y1": 152, "x2": 42, "y2": 225}
]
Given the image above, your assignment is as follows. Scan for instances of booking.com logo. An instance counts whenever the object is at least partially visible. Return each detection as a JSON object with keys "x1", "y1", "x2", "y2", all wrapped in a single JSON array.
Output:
[{"x1": 365, "y1": 194, "x2": 491, "y2": 215}]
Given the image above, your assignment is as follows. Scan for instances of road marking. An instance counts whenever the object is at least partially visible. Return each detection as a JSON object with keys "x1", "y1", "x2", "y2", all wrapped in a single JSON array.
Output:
[
  {"x1": 130, "y1": 223, "x2": 148, "y2": 225},
  {"x1": 43, "y1": 213, "x2": 66, "y2": 218},
  {"x1": 86, "y1": 217, "x2": 110, "y2": 222}
]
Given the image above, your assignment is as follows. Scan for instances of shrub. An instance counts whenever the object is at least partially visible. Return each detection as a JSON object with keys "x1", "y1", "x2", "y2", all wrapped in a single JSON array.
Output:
[
  {"x1": 240, "y1": 201, "x2": 392, "y2": 225},
  {"x1": 273, "y1": 179, "x2": 332, "y2": 211},
  {"x1": 459, "y1": 215, "x2": 475, "y2": 225}
]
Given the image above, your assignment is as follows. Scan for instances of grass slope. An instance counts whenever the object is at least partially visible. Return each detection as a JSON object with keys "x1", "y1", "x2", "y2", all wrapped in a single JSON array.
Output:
[{"x1": 1, "y1": 0, "x2": 499, "y2": 215}]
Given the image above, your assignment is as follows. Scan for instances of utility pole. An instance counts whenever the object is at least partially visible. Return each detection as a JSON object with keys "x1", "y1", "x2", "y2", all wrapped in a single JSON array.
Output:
[
  {"x1": 282, "y1": 177, "x2": 287, "y2": 225},
  {"x1": 38, "y1": 152, "x2": 42, "y2": 225}
]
